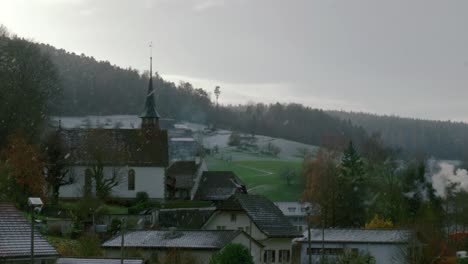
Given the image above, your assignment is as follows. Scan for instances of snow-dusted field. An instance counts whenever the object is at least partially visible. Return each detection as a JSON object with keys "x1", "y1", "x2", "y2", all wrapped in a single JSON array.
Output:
[{"x1": 51, "y1": 115, "x2": 318, "y2": 161}]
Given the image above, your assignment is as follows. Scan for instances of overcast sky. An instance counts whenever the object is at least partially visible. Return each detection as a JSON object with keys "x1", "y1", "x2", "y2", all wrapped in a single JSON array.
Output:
[{"x1": 1, "y1": 0, "x2": 468, "y2": 121}]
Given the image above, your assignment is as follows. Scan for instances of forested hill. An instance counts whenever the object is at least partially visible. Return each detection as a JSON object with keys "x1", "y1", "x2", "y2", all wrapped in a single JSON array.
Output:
[
  {"x1": 31, "y1": 40, "x2": 468, "y2": 159},
  {"x1": 37, "y1": 41, "x2": 369, "y2": 151},
  {"x1": 329, "y1": 111, "x2": 468, "y2": 160}
]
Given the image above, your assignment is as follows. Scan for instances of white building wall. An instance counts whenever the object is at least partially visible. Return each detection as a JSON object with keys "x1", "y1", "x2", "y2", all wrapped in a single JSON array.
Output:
[
  {"x1": 59, "y1": 165, "x2": 165, "y2": 199},
  {"x1": 203, "y1": 211, "x2": 267, "y2": 240},
  {"x1": 232, "y1": 233, "x2": 263, "y2": 264},
  {"x1": 203, "y1": 212, "x2": 295, "y2": 263},
  {"x1": 299, "y1": 242, "x2": 407, "y2": 264}
]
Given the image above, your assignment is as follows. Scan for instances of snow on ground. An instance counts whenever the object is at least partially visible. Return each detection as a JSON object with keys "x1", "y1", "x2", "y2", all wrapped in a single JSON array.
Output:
[{"x1": 51, "y1": 115, "x2": 318, "y2": 161}]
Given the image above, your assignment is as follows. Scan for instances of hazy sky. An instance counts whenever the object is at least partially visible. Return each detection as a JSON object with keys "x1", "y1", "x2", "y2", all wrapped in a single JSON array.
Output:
[{"x1": 2, "y1": 0, "x2": 468, "y2": 121}]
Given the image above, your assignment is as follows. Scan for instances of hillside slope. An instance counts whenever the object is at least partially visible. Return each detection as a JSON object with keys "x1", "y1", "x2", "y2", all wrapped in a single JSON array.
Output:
[{"x1": 329, "y1": 110, "x2": 468, "y2": 159}]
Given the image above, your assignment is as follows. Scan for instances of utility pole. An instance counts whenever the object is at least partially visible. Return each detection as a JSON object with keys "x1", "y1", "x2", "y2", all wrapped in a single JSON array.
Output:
[
  {"x1": 31, "y1": 209, "x2": 35, "y2": 264},
  {"x1": 321, "y1": 216, "x2": 325, "y2": 264},
  {"x1": 120, "y1": 218, "x2": 126, "y2": 264},
  {"x1": 306, "y1": 206, "x2": 312, "y2": 264}
]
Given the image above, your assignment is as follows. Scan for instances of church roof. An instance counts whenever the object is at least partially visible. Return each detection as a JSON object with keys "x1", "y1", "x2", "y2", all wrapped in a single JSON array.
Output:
[{"x1": 58, "y1": 128, "x2": 168, "y2": 167}]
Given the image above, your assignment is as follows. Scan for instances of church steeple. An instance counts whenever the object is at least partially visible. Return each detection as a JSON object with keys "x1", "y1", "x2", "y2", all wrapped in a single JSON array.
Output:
[{"x1": 141, "y1": 43, "x2": 160, "y2": 131}]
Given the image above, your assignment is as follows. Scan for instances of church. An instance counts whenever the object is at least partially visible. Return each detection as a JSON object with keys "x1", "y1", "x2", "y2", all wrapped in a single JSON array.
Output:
[{"x1": 58, "y1": 57, "x2": 169, "y2": 199}]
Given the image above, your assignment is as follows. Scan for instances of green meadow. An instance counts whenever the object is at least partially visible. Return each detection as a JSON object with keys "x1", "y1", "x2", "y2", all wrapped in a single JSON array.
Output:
[{"x1": 207, "y1": 158, "x2": 305, "y2": 201}]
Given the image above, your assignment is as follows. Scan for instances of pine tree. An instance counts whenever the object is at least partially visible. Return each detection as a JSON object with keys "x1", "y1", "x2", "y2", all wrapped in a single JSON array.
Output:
[{"x1": 337, "y1": 141, "x2": 367, "y2": 227}]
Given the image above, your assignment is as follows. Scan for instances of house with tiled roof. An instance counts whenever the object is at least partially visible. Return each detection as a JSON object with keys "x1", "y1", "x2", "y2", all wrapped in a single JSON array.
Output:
[
  {"x1": 0, "y1": 203, "x2": 59, "y2": 263},
  {"x1": 202, "y1": 193, "x2": 303, "y2": 263},
  {"x1": 101, "y1": 229, "x2": 263, "y2": 263},
  {"x1": 294, "y1": 229, "x2": 419, "y2": 264},
  {"x1": 165, "y1": 160, "x2": 206, "y2": 200},
  {"x1": 58, "y1": 57, "x2": 169, "y2": 199},
  {"x1": 193, "y1": 171, "x2": 247, "y2": 201}
]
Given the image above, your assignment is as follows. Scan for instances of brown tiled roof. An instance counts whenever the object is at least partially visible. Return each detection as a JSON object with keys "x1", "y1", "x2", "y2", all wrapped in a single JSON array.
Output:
[
  {"x1": 0, "y1": 203, "x2": 58, "y2": 259},
  {"x1": 58, "y1": 128, "x2": 168, "y2": 167},
  {"x1": 194, "y1": 171, "x2": 247, "y2": 201}
]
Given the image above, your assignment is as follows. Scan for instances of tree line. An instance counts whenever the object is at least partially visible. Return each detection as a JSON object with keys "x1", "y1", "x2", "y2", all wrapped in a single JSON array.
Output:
[{"x1": 302, "y1": 137, "x2": 468, "y2": 263}]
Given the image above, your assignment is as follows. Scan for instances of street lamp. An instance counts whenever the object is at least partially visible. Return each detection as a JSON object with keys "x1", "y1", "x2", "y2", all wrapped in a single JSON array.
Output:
[{"x1": 28, "y1": 197, "x2": 43, "y2": 264}]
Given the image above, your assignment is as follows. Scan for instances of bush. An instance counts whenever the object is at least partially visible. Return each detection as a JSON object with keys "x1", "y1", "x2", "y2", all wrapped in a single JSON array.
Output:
[
  {"x1": 77, "y1": 233, "x2": 103, "y2": 257},
  {"x1": 109, "y1": 218, "x2": 122, "y2": 235},
  {"x1": 48, "y1": 223, "x2": 62, "y2": 236},
  {"x1": 335, "y1": 250, "x2": 376, "y2": 264},
  {"x1": 209, "y1": 243, "x2": 254, "y2": 264},
  {"x1": 135, "y1": 192, "x2": 149, "y2": 205},
  {"x1": 228, "y1": 132, "x2": 241, "y2": 146}
]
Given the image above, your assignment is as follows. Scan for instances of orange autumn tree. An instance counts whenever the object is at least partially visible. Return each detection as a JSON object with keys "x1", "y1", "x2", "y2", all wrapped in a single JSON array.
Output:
[
  {"x1": 302, "y1": 147, "x2": 341, "y2": 227},
  {"x1": 0, "y1": 132, "x2": 46, "y2": 206},
  {"x1": 365, "y1": 214, "x2": 394, "y2": 229},
  {"x1": 302, "y1": 134, "x2": 348, "y2": 227}
]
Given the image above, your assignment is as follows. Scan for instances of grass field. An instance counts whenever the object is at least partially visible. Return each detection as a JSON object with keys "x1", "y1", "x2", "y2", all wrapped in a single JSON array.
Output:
[{"x1": 207, "y1": 158, "x2": 305, "y2": 201}]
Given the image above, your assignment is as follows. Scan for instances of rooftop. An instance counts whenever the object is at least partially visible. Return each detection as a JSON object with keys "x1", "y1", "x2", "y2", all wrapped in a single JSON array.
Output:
[
  {"x1": 194, "y1": 171, "x2": 247, "y2": 201},
  {"x1": 58, "y1": 128, "x2": 168, "y2": 167},
  {"x1": 57, "y1": 258, "x2": 143, "y2": 264},
  {"x1": 217, "y1": 194, "x2": 302, "y2": 238},
  {"x1": 0, "y1": 203, "x2": 58, "y2": 259},
  {"x1": 102, "y1": 230, "x2": 243, "y2": 250},
  {"x1": 298, "y1": 229, "x2": 415, "y2": 244}
]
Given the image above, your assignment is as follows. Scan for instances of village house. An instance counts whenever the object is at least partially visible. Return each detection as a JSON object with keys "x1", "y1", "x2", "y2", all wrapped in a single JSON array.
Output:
[
  {"x1": 0, "y1": 203, "x2": 59, "y2": 263},
  {"x1": 102, "y1": 229, "x2": 263, "y2": 264},
  {"x1": 58, "y1": 58, "x2": 169, "y2": 200},
  {"x1": 202, "y1": 193, "x2": 303, "y2": 263},
  {"x1": 193, "y1": 171, "x2": 247, "y2": 201},
  {"x1": 294, "y1": 229, "x2": 419, "y2": 264},
  {"x1": 165, "y1": 160, "x2": 206, "y2": 200},
  {"x1": 274, "y1": 202, "x2": 313, "y2": 232}
]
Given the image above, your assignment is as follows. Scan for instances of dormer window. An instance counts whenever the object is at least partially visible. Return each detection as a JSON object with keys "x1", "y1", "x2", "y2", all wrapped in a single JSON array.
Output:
[{"x1": 128, "y1": 169, "x2": 135, "y2": 190}]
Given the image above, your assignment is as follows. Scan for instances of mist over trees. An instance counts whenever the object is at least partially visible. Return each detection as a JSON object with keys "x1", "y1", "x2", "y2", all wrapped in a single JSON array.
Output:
[
  {"x1": 329, "y1": 111, "x2": 468, "y2": 160},
  {"x1": 2, "y1": 32, "x2": 465, "y2": 160}
]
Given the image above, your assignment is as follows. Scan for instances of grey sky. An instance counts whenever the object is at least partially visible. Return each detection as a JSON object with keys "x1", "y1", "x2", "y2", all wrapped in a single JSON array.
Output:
[{"x1": 1, "y1": 0, "x2": 468, "y2": 121}]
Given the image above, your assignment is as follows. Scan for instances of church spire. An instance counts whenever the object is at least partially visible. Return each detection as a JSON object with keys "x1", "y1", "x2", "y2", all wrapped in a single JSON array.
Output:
[{"x1": 141, "y1": 42, "x2": 160, "y2": 131}]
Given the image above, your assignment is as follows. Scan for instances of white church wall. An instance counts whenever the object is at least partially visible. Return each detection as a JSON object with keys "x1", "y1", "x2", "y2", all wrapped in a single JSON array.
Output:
[{"x1": 59, "y1": 165, "x2": 165, "y2": 199}]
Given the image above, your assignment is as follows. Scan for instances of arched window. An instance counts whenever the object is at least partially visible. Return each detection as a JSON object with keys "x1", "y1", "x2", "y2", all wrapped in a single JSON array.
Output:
[{"x1": 128, "y1": 169, "x2": 135, "y2": 191}]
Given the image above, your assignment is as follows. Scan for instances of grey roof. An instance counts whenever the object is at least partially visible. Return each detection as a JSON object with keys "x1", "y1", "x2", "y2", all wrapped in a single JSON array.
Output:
[
  {"x1": 167, "y1": 161, "x2": 199, "y2": 189},
  {"x1": 194, "y1": 171, "x2": 247, "y2": 201},
  {"x1": 157, "y1": 208, "x2": 216, "y2": 229},
  {"x1": 57, "y1": 258, "x2": 143, "y2": 264},
  {"x1": 299, "y1": 229, "x2": 415, "y2": 244},
  {"x1": 217, "y1": 194, "x2": 302, "y2": 238},
  {"x1": 58, "y1": 128, "x2": 168, "y2": 167},
  {"x1": 102, "y1": 230, "x2": 242, "y2": 250},
  {"x1": 0, "y1": 203, "x2": 58, "y2": 259}
]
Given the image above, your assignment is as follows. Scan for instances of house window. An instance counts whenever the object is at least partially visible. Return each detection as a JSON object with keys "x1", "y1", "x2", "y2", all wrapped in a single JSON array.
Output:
[
  {"x1": 231, "y1": 213, "x2": 237, "y2": 222},
  {"x1": 279, "y1": 250, "x2": 290, "y2": 263},
  {"x1": 263, "y1": 250, "x2": 275, "y2": 263},
  {"x1": 245, "y1": 226, "x2": 251, "y2": 233},
  {"x1": 217, "y1": 226, "x2": 226, "y2": 230},
  {"x1": 288, "y1": 207, "x2": 296, "y2": 213},
  {"x1": 128, "y1": 169, "x2": 135, "y2": 190},
  {"x1": 307, "y1": 248, "x2": 344, "y2": 255}
]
